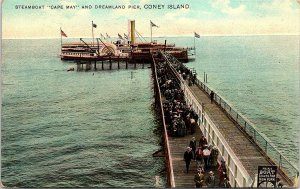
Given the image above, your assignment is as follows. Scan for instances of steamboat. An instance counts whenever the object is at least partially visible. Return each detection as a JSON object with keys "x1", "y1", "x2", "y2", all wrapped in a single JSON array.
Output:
[{"x1": 60, "y1": 20, "x2": 190, "y2": 62}]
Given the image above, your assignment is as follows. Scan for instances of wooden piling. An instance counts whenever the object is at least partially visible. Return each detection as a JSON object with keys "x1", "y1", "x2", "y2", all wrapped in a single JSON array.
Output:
[
  {"x1": 109, "y1": 57, "x2": 112, "y2": 70},
  {"x1": 102, "y1": 60, "x2": 104, "y2": 70},
  {"x1": 94, "y1": 60, "x2": 97, "y2": 70},
  {"x1": 142, "y1": 59, "x2": 145, "y2": 69},
  {"x1": 118, "y1": 56, "x2": 120, "y2": 69},
  {"x1": 86, "y1": 62, "x2": 91, "y2": 71},
  {"x1": 126, "y1": 58, "x2": 128, "y2": 69}
]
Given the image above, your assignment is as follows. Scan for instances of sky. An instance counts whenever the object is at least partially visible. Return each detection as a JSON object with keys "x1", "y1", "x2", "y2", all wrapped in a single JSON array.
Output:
[{"x1": 2, "y1": 0, "x2": 300, "y2": 38}]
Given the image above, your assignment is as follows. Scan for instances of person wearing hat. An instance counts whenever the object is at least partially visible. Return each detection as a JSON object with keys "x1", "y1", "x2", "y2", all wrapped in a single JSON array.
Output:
[
  {"x1": 189, "y1": 137, "x2": 197, "y2": 160},
  {"x1": 199, "y1": 135, "x2": 208, "y2": 148},
  {"x1": 184, "y1": 147, "x2": 193, "y2": 173},
  {"x1": 219, "y1": 171, "x2": 229, "y2": 187},
  {"x1": 202, "y1": 145, "x2": 211, "y2": 171},
  {"x1": 206, "y1": 171, "x2": 216, "y2": 188},
  {"x1": 194, "y1": 169, "x2": 205, "y2": 188}
]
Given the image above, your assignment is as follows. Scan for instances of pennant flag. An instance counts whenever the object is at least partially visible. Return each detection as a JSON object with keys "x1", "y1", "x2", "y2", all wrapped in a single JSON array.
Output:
[
  {"x1": 194, "y1": 32, "x2": 200, "y2": 38},
  {"x1": 118, "y1": 33, "x2": 123, "y2": 39},
  {"x1": 150, "y1": 20, "x2": 159, "y2": 28},
  {"x1": 92, "y1": 23, "x2": 97, "y2": 28},
  {"x1": 106, "y1": 33, "x2": 110, "y2": 38},
  {"x1": 124, "y1": 33, "x2": 128, "y2": 39},
  {"x1": 61, "y1": 29, "x2": 67, "y2": 37}
]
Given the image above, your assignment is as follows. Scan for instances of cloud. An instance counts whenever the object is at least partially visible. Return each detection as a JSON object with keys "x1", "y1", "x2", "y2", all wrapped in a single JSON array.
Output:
[
  {"x1": 211, "y1": 0, "x2": 246, "y2": 15},
  {"x1": 2, "y1": 0, "x2": 299, "y2": 38},
  {"x1": 261, "y1": 0, "x2": 295, "y2": 14}
]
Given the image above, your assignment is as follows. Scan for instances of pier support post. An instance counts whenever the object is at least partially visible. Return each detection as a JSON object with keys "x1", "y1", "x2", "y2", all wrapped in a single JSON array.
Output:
[
  {"x1": 86, "y1": 62, "x2": 91, "y2": 71},
  {"x1": 118, "y1": 56, "x2": 120, "y2": 69},
  {"x1": 85, "y1": 62, "x2": 88, "y2": 71},
  {"x1": 94, "y1": 60, "x2": 97, "y2": 70},
  {"x1": 142, "y1": 59, "x2": 145, "y2": 69},
  {"x1": 109, "y1": 57, "x2": 112, "y2": 70},
  {"x1": 126, "y1": 58, "x2": 128, "y2": 69},
  {"x1": 77, "y1": 62, "x2": 81, "y2": 71},
  {"x1": 102, "y1": 60, "x2": 104, "y2": 70}
]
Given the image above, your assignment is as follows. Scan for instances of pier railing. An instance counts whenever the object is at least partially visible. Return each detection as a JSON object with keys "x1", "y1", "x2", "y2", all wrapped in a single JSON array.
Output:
[
  {"x1": 199, "y1": 81, "x2": 299, "y2": 182},
  {"x1": 151, "y1": 55, "x2": 175, "y2": 188},
  {"x1": 161, "y1": 52, "x2": 253, "y2": 187},
  {"x1": 162, "y1": 51, "x2": 299, "y2": 185}
]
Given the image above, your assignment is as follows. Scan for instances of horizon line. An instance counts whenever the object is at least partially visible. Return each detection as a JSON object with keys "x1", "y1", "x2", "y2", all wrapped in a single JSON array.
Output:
[{"x1": 2, "y1": 33, "x2": 299, "y2": 40}]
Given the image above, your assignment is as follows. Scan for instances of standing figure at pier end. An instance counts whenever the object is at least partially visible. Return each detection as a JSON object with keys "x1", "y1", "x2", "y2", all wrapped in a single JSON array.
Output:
[{"x1": 210, "y1": 91, "x2": 215, "y2": 103}]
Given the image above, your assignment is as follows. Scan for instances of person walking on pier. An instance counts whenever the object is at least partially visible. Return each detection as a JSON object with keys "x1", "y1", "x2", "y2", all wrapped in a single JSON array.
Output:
[
  {"x1": 194, "y1": 169, "x2": 205, "y2": 188},
  {"x1": 195, "y1": 147, "x2": 204, "y2": 170},
  {"x1": 189, "y1": 137, "x2": 197, "y2": 160},
  {"x1": 206, "y1": 171, "x2": 216, "y2": 188},
  {"x1": 184, "y1": 147, "x2": 193, "y2": 173},
  {"x1": 202, "y1": 145, "x2": 211, "y2": 171},
  {"x1": 190, "y1": 118, "x2": 196, "y2": 134},
  {"x1": 210, "y1": 91, "x2": 215, "y2": 103},
  {"x1": 199, "y1": 135, "x2": 208, "y2": 148},
  {"x1": 218, "y1": 160, "x2": 229, "y2": 187},
  {"x1": 219, "y1": 171, "x2": 229, "y2": 188}
]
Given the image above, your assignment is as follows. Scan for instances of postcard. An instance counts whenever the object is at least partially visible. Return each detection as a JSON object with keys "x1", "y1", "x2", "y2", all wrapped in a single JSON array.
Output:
[{"x1": 1, "y1": 0, "x2": 299, "y2": 188}]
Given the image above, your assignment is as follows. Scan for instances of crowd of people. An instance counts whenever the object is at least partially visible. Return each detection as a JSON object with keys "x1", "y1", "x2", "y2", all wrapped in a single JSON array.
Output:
[
  {"x1": 156, "y1": 55, "x2": 288, "y2": 188},
  {"x1": 157, "y1": 61, "x2": 199, "y2": 137},
  {"x1": 183, "y1": 136, "x2": 228, "y2": 188},
  {"x1": 185, "y1": 137, "x2": 231, "y2": 188},
  {"x1": 156, "y1": 58, "x2": 230, "y2": 188}
]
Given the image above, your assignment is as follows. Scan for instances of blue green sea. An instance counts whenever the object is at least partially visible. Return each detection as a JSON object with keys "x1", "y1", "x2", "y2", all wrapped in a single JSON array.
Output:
[{"x1": 1, "y1": 35, "x2": 299, "y2": 187}]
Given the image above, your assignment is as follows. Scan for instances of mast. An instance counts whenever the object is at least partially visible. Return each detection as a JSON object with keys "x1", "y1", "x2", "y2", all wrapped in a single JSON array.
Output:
[
  {"x1": 60, "y1": 27, "x2": 62, "y2": 54},
  {"x1": 92, "y1": 21, "x2": 95, "y2": 46},
  {"x1": 150, "y1": 21, "x2": 152, "y2": 43},
  {"x1": 194, "y1": 35, "x2": 196, "y2": 55}
]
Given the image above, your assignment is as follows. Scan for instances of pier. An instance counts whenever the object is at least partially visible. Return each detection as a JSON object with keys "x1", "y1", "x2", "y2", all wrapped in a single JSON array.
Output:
[
  {"x1": 61, "y1": 36, "x2": 298, "y2": 187},
  {"x1": 75, "y1": 58, "x2": 148, "y2": 71},
  {"x1": 151, "y1": 51, "x2": 298, "y2": 187}
]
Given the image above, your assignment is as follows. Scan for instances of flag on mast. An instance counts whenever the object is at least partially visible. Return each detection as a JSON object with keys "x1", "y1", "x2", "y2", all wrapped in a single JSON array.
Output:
[
  {"x1": 118, "y1": 33, "x2": 123, "y2": 39},
  {"x1": 60, "y1": 29, "x2": 68, "y2": 37},
  {"x1": 124, "y1": 33, "x2": 128, "y2": 39},
  {"x1": 150, "y1": 20, "x2": 159, "y2": 28},
  {"x1": 194, "y1": 32, "x2": 200, "y2": 38},
  {"x1": 92, "y1": 23, "x2": 97, "y2": 28}
]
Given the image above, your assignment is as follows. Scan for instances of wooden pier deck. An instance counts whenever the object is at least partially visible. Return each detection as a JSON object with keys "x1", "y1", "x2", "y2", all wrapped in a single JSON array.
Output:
[
  {"x1": 184, "y1": 81, "x2": 290, "y2": 186},
  {"x1": 165, "y1": 80, "x2": 291, "y2": 187},
  {"x1": 154, "y1": 52, "x2": 293, "y2": 188},
  {"x1": 156, "y1": 52, "x2": 294, "y2": 187},
  {"x1": 168, "y1": 125, "x2": 221, "y2": 187}
]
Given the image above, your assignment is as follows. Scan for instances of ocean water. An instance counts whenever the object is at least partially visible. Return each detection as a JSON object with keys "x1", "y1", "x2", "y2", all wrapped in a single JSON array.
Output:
[
  {"x1": 1, "y1": 39, "x2": 165, "y2": 187},
  {"x1": 161, "y1": 35, "x2": 299, "y2": 166},
  {"x1": 1, "y1": 36, "x2": 299, "y2": 187}
]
